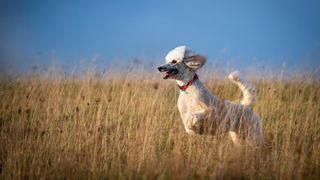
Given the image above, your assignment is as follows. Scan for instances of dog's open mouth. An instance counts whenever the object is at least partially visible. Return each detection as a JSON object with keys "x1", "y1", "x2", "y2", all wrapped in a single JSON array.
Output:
[{"x1": 162, "y1": 69, "x2": 178, "y2": 79}]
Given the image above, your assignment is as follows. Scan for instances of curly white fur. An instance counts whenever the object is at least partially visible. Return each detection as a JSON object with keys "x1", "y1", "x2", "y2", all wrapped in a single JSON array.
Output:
[{"x1": 158, "y1": 45, "x2": 264, "y2": 146}]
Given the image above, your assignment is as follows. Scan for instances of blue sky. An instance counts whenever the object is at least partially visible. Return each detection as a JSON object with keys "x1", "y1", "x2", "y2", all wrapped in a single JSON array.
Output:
[{"x1": 1, "y1": 0, "x2": 320, "y2": 73}]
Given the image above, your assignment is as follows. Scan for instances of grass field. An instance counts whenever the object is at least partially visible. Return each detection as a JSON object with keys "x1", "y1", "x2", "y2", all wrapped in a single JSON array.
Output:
[{"x1": 0, "y1": 69, "x2": 319, "y2": 179}]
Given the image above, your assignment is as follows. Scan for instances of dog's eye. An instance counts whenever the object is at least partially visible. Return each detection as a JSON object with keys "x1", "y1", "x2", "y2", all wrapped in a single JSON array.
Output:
[{"x1": 171, "y1": 60, "x2": 177, "y2": 64}]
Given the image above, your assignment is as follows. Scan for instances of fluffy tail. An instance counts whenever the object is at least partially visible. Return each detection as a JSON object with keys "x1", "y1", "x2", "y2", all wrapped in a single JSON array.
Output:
[{"x1": 228, "y1": 71, "x2": 257, "y2": 106}]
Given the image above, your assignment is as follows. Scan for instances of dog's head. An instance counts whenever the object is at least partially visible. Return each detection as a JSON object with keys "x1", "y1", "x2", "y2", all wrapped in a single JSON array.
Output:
[{"x1": 157, "y1": 45, "x2": 206, "y2": 80}]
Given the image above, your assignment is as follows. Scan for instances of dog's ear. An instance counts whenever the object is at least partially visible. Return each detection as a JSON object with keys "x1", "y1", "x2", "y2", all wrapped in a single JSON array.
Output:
[{"x1": 184, "y1": 55, "x2": 206, "y2": 70}]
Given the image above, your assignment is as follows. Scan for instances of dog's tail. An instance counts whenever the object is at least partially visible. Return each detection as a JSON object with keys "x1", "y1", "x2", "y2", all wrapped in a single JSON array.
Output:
[{"x1": 228, "y1": 71, "x2": 257, "y2": 106}]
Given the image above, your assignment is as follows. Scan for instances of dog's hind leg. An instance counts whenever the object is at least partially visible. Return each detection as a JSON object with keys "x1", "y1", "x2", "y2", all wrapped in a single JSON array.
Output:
[
  {"x1": 228, "y1": 71, "x2": 257, "y2": 106},
  {"x1": 229, "y1": 131, "x2": 241, "y2": 147},
  {"x1": 253, "y1": 122, "x2": 265, "y2": 146}
]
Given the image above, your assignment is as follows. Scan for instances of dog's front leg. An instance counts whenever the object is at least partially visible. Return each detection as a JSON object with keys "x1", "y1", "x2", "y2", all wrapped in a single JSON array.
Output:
[
  {"x1": 184, "y1": 108, "x2": 211, "y2": 134},
  {"x1": 191, "y1": 108, "x2": 211, "y2": 121}
]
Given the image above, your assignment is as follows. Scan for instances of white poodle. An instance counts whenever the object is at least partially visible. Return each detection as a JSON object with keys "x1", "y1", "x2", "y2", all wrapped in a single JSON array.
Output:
[{"x1": 157, "y1": 45, "x2": 264, "y2": 146}]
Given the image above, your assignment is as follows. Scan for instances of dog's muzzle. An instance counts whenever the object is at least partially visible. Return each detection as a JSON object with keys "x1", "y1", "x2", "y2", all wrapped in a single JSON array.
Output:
[{"x1": 157, "y1": 65, "x2": 178, "y2": 79}]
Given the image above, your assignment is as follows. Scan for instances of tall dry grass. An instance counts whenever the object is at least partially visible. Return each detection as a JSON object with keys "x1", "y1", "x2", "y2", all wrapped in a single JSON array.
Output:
[{"x1": 0, "y1": 69, "x2": 319, "y2": 179}]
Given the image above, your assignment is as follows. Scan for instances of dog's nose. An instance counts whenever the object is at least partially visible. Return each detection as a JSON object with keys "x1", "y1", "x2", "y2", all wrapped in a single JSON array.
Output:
[{"x1": 157, "y1": 66, "x2": 165, "y2": 72}]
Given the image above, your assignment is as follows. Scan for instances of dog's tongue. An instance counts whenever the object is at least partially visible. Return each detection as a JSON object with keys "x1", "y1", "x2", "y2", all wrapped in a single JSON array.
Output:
[{"x1": 163, "y1": 71, "x2": 172, "y2": 79}]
